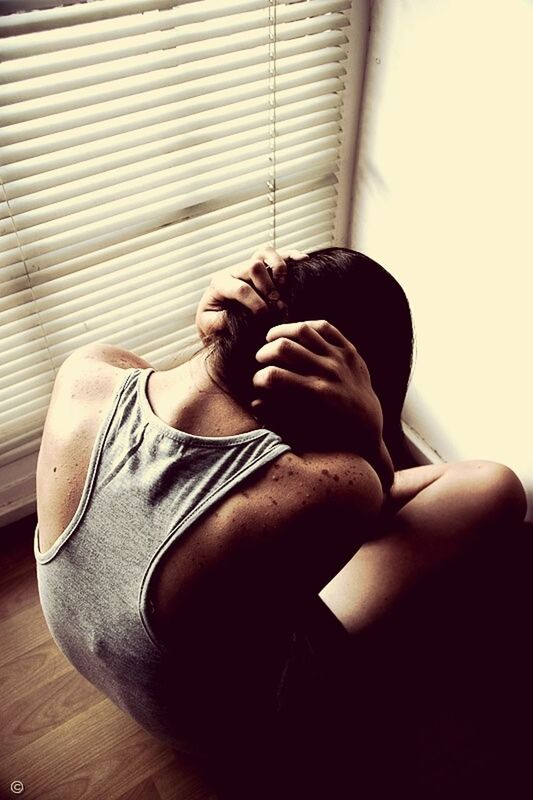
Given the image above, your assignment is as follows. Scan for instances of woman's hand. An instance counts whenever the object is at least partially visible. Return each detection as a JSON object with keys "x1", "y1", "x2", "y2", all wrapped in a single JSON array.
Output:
[
  {"x1": 195, "y1": 244, "x2": 307, "y2": 340},
  {"x1": 252, "y1": 320, "x2": 395, "y2": 491}
]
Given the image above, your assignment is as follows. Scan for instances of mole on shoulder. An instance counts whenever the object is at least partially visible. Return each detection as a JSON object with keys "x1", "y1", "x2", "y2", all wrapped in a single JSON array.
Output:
[{"x1": 53, "y1": 467, "x2": 57, "y2": 472}]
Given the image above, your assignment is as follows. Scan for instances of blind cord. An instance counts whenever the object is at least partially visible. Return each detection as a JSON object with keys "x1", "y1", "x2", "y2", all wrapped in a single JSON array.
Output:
[{"x1": 268, "y1": 0, "x2": 277, "y2": 249}]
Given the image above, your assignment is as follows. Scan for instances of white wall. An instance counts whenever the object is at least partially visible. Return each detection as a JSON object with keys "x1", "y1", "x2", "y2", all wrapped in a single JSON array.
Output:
[{"x1": 351, "y1": 0, "x2": 533, "y2": 517}]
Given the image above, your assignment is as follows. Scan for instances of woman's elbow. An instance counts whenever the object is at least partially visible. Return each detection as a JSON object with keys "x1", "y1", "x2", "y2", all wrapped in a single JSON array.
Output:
[{"x1": 456, "y1": 459, "x2": 527, "y2": 526}]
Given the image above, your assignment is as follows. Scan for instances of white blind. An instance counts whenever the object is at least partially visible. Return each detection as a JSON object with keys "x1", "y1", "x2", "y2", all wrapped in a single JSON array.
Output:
[{"x1": 0, "y1": 0, "x2": 355, "y2": 521}]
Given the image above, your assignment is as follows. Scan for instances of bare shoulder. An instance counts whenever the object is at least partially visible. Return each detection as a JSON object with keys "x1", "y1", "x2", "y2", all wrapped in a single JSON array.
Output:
[
  {"x1": 42, "y1": 342, "x2": 151, "y2": 431},
  {"x1": 212, "y1": 448, "x2": 381, "y2": 516},
  {"x1": 199, "y1": 449, "x2": 384, "y2": 595},
  {"x1": 269, "y1": 449, "x2": 384, "y2": 518},
  {"x1": 53, "y1": 342, "x2": 152, "y2": 409},
  {"x1": 41, "y1": 341, "x2": 151, "y2": 474},
  {"x1": 153, "y1": 448, "x2": 386, "y2": 633},
  {"x1": 62, "y1": 341, "x2": 153, "y2": 372},
  {"x1": 36, "y1": 344, "x2": 151, "y2": 551},
  {"x1": 215, "y1": 450, "x2": 384, "y2": 534}
]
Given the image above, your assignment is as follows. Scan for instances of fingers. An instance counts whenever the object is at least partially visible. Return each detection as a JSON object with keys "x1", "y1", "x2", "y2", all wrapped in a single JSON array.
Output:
[
  {"x1": 196, "y1": 244, "x2": 308, "y2": 338},
  {"x1": 263, "y1": 321, "x2": 333, "y2": 356},
  {"x1": 266, "y1": 320, "x2": 342, "y2": 355},
  {"x1": 249, "y1": 244, "x2": 308, "y2": 287},
  {"x1": 277, "y1": 248, "x2": 308, "y2": 261},
  {"x1": 266, "y1": 319, "x2": 353, "y2": 352},
  {"x1": 250, "y1": 244, "x2": 288, "y2": 287},
  {"x1": 232, "y1": 259, "x2": 277, "y2": 301},
  {"x1": 256, "y1": 337, "x2": 329, "y2": 377},
  {"x1": 253, "y1": 365, "x2": 314, "y2": 394},
  {"x1": 209, "y1": 271, "x2": 268, "y2": 315},
  {"x1": 196, "y1": 309, "x2": 224, "y2": 338},
  {"x1": 212, "y1": 243, "x2": 308, "y2": 310}
]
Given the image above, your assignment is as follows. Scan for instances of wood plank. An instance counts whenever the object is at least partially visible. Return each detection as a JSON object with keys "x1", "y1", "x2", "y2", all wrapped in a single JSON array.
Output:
[
  {"x1": 115, "y1": 777, "x2": 162, "y2": 800},
  {"x1": 0, "y1": 518, "x2": 220, "y2": 800},
  {"x1": 0, "y1": 665, "x2": 103, "y2": 757},
  {"x1": 0, "y1": 560, "x2": 39, "y2": 621},
  {"x1": 0, "y1": 602, "x2": 50, "y2": 667},
  {"x1": 0, "y1": 698, "x2": 175, "y2": 800},
  {"x1": 0, "y1": 638, "x2": 71, "y2": 703}
]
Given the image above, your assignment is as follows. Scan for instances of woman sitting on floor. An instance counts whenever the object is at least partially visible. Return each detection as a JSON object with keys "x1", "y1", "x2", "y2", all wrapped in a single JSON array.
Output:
[{"x1": 34, "y1": 245, "x2": 526, "y2": 798}]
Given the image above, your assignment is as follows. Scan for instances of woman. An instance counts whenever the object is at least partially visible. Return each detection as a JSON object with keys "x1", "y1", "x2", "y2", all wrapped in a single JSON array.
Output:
[{"x1": 34, "y1": 245, "x2": 526, "y2": 798}]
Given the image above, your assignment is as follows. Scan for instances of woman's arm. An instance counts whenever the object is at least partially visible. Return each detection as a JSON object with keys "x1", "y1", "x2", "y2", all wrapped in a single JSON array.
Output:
[
  {"x1": 196, "y1": 246, "x2": 394, "y2": 491},
  {"x1": 320, "y1": 459, "x2": 527, "y2": 636},
  {"x1": 252, "y1": 319, "x2": 395, "y2": 492}
]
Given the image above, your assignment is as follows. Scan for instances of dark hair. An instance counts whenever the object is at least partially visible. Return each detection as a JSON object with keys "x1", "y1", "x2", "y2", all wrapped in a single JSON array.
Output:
[{"x1": 208, "y1": 248, "x2": 414, "y2": 468}]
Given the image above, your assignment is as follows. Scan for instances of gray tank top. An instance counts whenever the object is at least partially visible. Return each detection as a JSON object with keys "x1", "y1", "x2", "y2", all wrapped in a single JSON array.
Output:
[{"x1": 34, "y1": 366, "x2": 290, "y2": 751}]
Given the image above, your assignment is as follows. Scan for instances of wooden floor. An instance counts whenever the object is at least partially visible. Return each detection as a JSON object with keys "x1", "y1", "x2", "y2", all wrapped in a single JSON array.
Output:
[
  {"x1": 1, "y1": 514, "x2": 532, "y2": 799},
  {"x1": 0, "y1": 515, "x2": 217, "y2": 800}
]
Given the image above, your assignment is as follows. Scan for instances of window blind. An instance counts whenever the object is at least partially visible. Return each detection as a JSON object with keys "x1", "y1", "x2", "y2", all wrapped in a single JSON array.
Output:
[{"x1": 0, "y1": 0, "x2": 357, "y2": 524}]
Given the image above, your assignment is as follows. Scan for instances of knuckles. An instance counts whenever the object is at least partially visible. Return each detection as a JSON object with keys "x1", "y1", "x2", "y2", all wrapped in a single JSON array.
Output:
[
  {"x1": 313, "y1": 319, "x2": 331, "y2": 334},
  {"x1": 274, "y1": 337, "x2": 294, "y2": 358},
  {"x1": 251, "y1": 245, "x2": 275, "y2": 263},
  {"x1": 296, "y1": 321, "x2": 313, "y2": 337},
  {"x1": 249, "y1": 260, "x2": 266, "y2": 279},
  {"x1": 254, "y1": 366, "x2": 280, "y2": 389},
  {"x1": 322, "y1": 358, "x2": 342, "y2": 382},
  {"x1": 311, "y1": 376, "x2": 328, "y2": 395},
  {"x1": 344, "y1": 342, "x2": 358, "y2": 366},
  {"x1": 235, "y1": 283, "x2": 254, "y2": 302}
]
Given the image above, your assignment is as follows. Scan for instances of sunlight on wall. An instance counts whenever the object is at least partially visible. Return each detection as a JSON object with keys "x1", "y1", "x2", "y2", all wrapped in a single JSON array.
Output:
[{"x1": 352, "y1": 0, "x2": 533, "y2": 515}]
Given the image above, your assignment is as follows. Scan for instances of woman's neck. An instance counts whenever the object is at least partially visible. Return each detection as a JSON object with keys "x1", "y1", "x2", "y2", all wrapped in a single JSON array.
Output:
[{"x1": 147, "y1": 351, "x2": 261, "y2": 437}]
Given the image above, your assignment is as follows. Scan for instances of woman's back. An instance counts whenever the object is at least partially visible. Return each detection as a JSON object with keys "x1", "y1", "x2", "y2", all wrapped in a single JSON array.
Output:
[
  {"x1": 35, "y1": 363, "x2": 294, "y2": 750},
  {"x1": 35, "y1": 352, "x2": 381, "y2": 761}
]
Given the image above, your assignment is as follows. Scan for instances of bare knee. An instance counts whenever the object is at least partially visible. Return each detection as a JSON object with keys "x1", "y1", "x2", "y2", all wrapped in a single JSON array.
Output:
[{"x1": 453, "y1": 460, "x2": 527, "y2": 527}]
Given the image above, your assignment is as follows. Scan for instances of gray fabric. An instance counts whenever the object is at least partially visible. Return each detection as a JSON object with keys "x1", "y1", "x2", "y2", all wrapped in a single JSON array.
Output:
[{"x1": 34, "y1": 366, "x2": 290, "y2": 750}]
